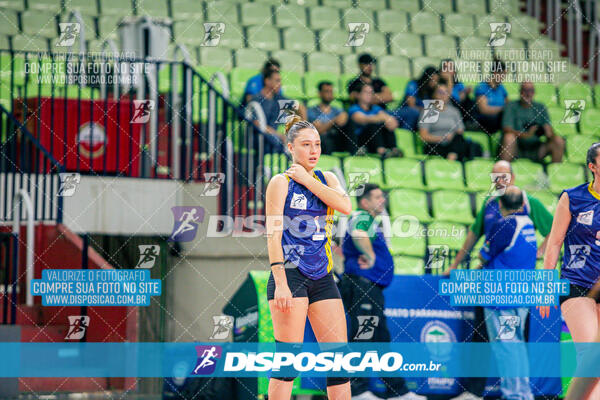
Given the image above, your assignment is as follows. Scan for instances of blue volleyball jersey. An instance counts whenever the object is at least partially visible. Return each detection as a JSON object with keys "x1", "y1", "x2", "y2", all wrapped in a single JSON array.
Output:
[
  {"x1": 281, "y1": 169, "x2": 334, "y2": 280},
  {"x1": 561, "y1": 182, "x2": 600, "y2": 288}
]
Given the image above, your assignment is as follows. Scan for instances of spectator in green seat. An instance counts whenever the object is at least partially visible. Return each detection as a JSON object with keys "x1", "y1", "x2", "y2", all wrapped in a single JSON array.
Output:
[
  {"x1": 500, "y1": 81, "x2": 565, "y2": 163},
  {"x1": 391, "y1": 66, "x2": 439, "y2": 131},
  {"x1": 473, "y1": 58, "x2": 508, "y2": 135},
  {"x1": 439, "y1": 59, "x2": 474, "y2": 120},
  {"x1": 306, "y1": 81, "x2": 349, "y2": 154},
  {"x1": 242, "y1": 58, "x2": 282, "y2": 106},
  {"x1": 347, "y1": 53, "x2": 393, "y2": 110},
  {"x1": 417, "y1": 82, "x2": 478, "y2": 161}
]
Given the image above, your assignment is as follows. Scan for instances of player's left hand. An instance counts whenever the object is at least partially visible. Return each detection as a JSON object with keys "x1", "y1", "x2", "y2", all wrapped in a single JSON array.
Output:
[
  {"x1": 286, "y1": 163, "x2": 312, "y2": 187},
  {"x1": 358, "y1": 254, "x2": 375, "y2": 269}
]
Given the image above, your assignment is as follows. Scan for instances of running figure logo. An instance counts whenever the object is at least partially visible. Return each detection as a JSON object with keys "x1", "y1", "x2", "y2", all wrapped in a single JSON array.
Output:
[
  {"x1": 346, "y1": 23, "x2": 370, "y2": 47},
  {"x1": 201, "y1": 173, "x2": 225, "y2": 196},
  {"x1": 488, "y1": 23, "x2": 511, "y2": 47},
  {"x1": 561, "y1": 100, "x2": 586, "y2": 124},
  {"x1": 57, "y1": 173, "x2": 81, "y2": 197},
  {"x1": 65, "y1": 315, "x2": 90, "y2": 340},
  {"x1": 486, "y1": 172, "x2": 512, "y2": 197},
  {"x1": 426, "y1": 245, "x2": 449, "y2": 270},
  {"x1": 131, "y1": 100, "x2": 155, "y2": 124},
  {"x1": 209, "y1": 315, "x2": 234, "y2": 339},
  {"x1": 347, "y1": 172, "x2": 370, "y2": 196},
  {"x1": 275, "y1": 100, "x2": 300, "y2": 124},
  {"x1": 201, "y1": 23, "x2": 225, "y2": 47},
  {"x1": 566, "y1": 245, "x2": 590, "y2": 269},
  {"x1": 168, "y1": 206, "x2": 205, "y2": 242},
  {"x1": 420, "y1": 100, "x2": 444, "y2": 123},
  {"x1": 354, "y1": 316, "x2": 379, "y2": 340},
  {"x1": 192, "y1": 345, "x2": 222, "y2": 375},
  {"x1": 498, "y1": 315, "x2": 520, "y2": 340},
  {"x1": 56, "y1": 23, "x2": 80, "y2": 47},
  {"x1": 283, "y1": 244, "x2": 305, "y2": 266},
  {"x1": 136, "y1": 245, "x2": 160, "y2": 268}
]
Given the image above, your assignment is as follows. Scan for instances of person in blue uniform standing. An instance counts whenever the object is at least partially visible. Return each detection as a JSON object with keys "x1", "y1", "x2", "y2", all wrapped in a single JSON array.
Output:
[
  {"x1": 540, "y1": 143, "x2": 600, "y2": 399},
  {"x1": 265, "y1": 114, "x2": 353, "y2": 400}
]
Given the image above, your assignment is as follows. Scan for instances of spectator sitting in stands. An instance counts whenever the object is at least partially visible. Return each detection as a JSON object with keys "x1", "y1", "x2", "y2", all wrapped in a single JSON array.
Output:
[
  {"x1": 439, "y1": 58, "x2": 474, "y2": 119},
  {"x1": 392, "y1": 66, "x2": 439, "y2": 131},
  {"x1": 348, "y1": 81, "x2": 401, "y2": 158},
  {"x1": 242, "y1": 58, "x2": 282, "y2": 106},
  {"x1": 418, "y1": 82, "x2": 475, "y2": 161},
  {"x1": 500, "y1": 81, "x2": 565, "y2": 163},
  {"x1": 473, "y1": 58, "x2": 508, "y2": 135},
  {"x1": 250, "y1": 69, "x2": 306, "y2": 144},
  {"x1": 347, "y1": 53, "x2": 393, "y2": 109},
  {"x1": 307, "y1": 81, "x2": 349, "y2": 154}
]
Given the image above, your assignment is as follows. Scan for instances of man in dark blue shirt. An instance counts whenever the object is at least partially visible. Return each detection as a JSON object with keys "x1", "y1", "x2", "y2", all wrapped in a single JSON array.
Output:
[
  {"x1": 479, "y1": 186, "x2": 536, "y2": 400},
  {"x1": 339, "y1": 184, "x2": 425, "y2": 400}
]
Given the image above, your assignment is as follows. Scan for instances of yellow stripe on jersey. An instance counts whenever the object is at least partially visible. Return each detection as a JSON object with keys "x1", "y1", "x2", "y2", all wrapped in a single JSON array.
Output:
[
  {"x1": 588, "y1": 182, "x2": 600, "y2": 200},
  {"x1": 324, "y1": 204, "x2": 334, "y2": 272}
]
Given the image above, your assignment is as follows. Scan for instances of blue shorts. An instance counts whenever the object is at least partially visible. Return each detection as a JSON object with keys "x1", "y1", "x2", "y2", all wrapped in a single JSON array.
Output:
[{"x1": 267, "y1": 267, "x2": 341, "y2": 304}]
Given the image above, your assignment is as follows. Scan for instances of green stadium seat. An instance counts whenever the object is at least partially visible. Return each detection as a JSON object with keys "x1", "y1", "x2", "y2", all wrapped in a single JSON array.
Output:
[
  {"x1": 386, "y1": 75, "x2": 409, "y2": 99},
  {"x1": 97, "y1": 16, "x2": 120, "y2": 39},
  {"x1": 275, "y1": 5, "x2": 307, "y2": 28},
  {"x1": 389, "y1": 225, "x2": 426, "y2": 257},
  {"x1": 235, "y1": 48, "x2": 267, "y2": 70},
  {"x1": 390, "y1": 32, "x2": 422, "y2": 58},
  {"x1": 0, "y1": 0, "x2": 24, "y2": 11},
  {"x1": 383, "y1": 157, "x2": 424, "y2": 189},
  {"x1": 393, "y1": 129, "x2": 416, "y2": 158},
  {"x1": 547, "y1": 162, "x2": 585, "y2": 193},
  {"x1": 247, "y1": 26, "x2": 280, "y2": 51},
  {"x1": 512, "y1": 159, "x2": 545, "y2": 190},
  {"x1": 389, "y1": 0, "x2": 421, "y2": 13},
  {"x1": 508, "y1": 15, "x2": 541, "y2": 39},
  {"x1": 264, "y1": 153, "x2": 290, "y2": 180},
  {"x1": 135, "y1": 0, "x2": 169, "y2": 17},
  {"x1": 580, "y1": 108, "x2": 600, "y2": 136},
  {"x1": 459, "y1": 37, "x2": 492, "y2": 60},
  {"x1": 240, "y1": 3, "x2": 273, "y2": 26},
  {"x1": 343, "y1": 8, "x2": 375, "y2": 26},
  {"x1": 465, "y1": 158, "x2": 495, "y2": 191},
  {"x1": 22, "y1": 11, "x2": 58, "y2": 38},
  {"x1": 388, "y1": 189, "x2": 432, "y2": 222},
  {"x1": 0, "y1": 10, "x2": 20, "y2": 36},
  {"x1": 280, "y1": 71, "x2": 304, "y2": 99},
  {"x1": 307, "y1": 52, "x2": 340, "y2": 74},
  {"x1": 464, "y1": 131, "x2": 491, "y2": 157},
  {"x1": 475, "y1": 191, "x2": 488, "y2": 213},
  {"x1": 255, "y1": 0, "x2": 287, "y2": 4},
  {"x1": 529, "y1": 190, "x2": 559, "y2": 214},
  {"x1": 558, "y1": 83, "x2": 593, "y2": 107},
  {"x1": 528, "y1": 38, "x2": 561, "y2": 60},
  {"x1": 495, "y1": 37, "x2": 525, "y2": 56},
  {"x1": 393, "y1": 256, "x2": 425, "y2": 275},
  {"x1": 411, "y1": 12, "x2": 441, "y2": 35},
  {"x1": 548, "y1": 106, "x2": 578, "y2": 136},
  {"x1": 304, "y1": 71, "x2": 339, "y2": 98},
  {"x1": 475, "y1": 15, "x2": 505, "y2": 38},
  {"x1": 359, "y1": 31, "x2": 387, "y2": 55},
  {"x1": 99, "y1": 0, "x2": 134, "y2": 16},
  {"x1": 0, "y1": 53, "x2": 25, "y2": 85},
  {"x1": 427, "y1": 221, "x2": 467, "y2": 251},
  {"x1": 322, "y1": 0, "x2": 351, "y2": 7},
  {"x1": 316, "y1": 154, "x2": 341, "y2": 171},
  {"x1": 503, "y1": 82, "x2": 520, "y2": 99},
  {"x1": 567, "y1": 135, "x2": 599, "y2": 164},
  {"x1": 318, "y1": 29, "x2": 354, "y2": 55},
  {"x1": 424, "y1": 158, "x2": 465, "y2": 189},
  {"x1": 29, "y1": 0, "x2": 62, "y2": 13},
  {"x1": 271, "y1": 50, "x2": 305, "y2": 73},
  {"x1": 309, "y1": 7, "x2": 340, "y2": 30},
  {"x1": 216, "y1": 23, "x2": 245, "y2": 50},
  {"x1": 377, "y1": 10, "x2": 408, "y2": 33},
  {"x1": 357, "y1": 0, "x2": 387, "y2": 10},
  {"x1": 199, "y1": 47, "x2": 233, "y2": 70},
  {"x1": 340, "y1": 72, "x2": 356, "y2": 95},
  {"x1": 0, "y1": 35, "x2": 9, "y2": 51},
  {"x1": 230, "y1": 68, "x2": 257, "y2": 99},
  {"x1": 425, "y1": 35, "x2": 457, "y2": 59},
  {"x1": 444, "y1": 14, "x2": 475, "y2": 37},
  {"x1": 432, "y1": 190, "x2": 475, "y2": 225},
  {"x1": 456, "y1": 0, "x2": 487, "y2": 15},
  {"x1": 378, "y1": 56, "x2": 411, "y2": 78},
  {"x1": 341, "y1": 54, "x2": 359, "y2": 74},
  {"x1": 170, "y1": 0, "x2": 204, "y2": 19},
  {"x1": 423, "y1": 1, "x2": 453, "y2": 14},
  {"x1": 205, "y1": 0, "x2": 239, "y2": 24},
  {"x1": 534, "y1": 83, "x2": 558, "y2": 107},
  {"x1": 12, "y1": 35, "x2": 49, "y2": 52},
  {"x1": 553, "y1": 61, "x2": 585, "y2": 84},
  {"x1": 489, "y1": 0, "x2": 520, "y2": 16},
  {"x1": 412, "y1": 57, "x2": 441, "y2": 78},
  {"x1": 282, "y1": 27, "x2": 315, "y2": 53},
  {"x1": 343, "y1": 156, "x2": 384, "y2": 186},
  {"x1": 289, "y1": 0, "x2": 319, "y2": 5}
]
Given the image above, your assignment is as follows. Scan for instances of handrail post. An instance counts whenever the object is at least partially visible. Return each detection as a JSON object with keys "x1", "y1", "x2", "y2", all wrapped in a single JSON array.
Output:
[
  {"x1": 11, "y1": 189, "x2": 34, "y2": 307},
  {"x1": 208, "y1": 72, "x2": 230, "y2": 161}
]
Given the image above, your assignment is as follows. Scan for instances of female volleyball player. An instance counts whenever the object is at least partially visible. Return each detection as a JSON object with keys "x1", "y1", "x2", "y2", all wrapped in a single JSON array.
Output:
[
  {"x1": 539, "y1": 143, "x2": 600, "y2": 399},
  {"x1": 265, "y1": 114, "x2": 352, "y2": 400}
]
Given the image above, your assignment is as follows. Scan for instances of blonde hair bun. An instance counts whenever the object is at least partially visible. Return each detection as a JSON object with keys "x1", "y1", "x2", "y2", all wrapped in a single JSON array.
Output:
[{"x1": 285, "y1": 114, "x2": 303, "y2": 135}]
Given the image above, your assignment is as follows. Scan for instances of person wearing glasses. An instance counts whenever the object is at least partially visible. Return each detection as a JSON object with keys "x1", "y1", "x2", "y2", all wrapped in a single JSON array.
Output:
[{"x1": 500, "y1": 81, "x2": 565, "y2": 163}]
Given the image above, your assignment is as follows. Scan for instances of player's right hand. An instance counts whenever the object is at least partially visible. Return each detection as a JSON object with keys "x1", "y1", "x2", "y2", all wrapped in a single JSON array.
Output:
[{"x1": 274, "y1": 284, "x2": 293, "y2": 313}]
